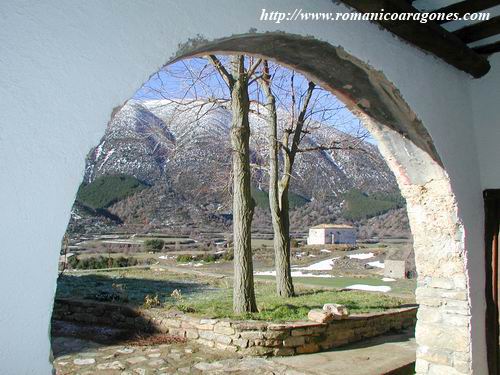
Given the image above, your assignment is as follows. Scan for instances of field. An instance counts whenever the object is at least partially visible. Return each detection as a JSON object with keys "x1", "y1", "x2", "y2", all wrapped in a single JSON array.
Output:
[{"x1": 55, "y1": 267, "x2": 412, "y2": 322}]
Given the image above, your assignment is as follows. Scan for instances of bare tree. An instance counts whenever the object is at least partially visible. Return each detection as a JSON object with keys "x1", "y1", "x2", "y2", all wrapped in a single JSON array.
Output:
[
  {"x1": 208, "y1": 55, "x2": 261, "y2": 313},
  {"x1": 137, "y1": 55, "x2": 368, "y2": 302},
  {"x1": 258, "y1": 60, "x2": 368, "y2": 297}
]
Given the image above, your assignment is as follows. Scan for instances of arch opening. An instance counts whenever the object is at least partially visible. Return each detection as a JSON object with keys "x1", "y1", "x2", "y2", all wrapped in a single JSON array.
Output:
[{"x1": 51, "y1": 33, "x2": 473, "y2": 375}]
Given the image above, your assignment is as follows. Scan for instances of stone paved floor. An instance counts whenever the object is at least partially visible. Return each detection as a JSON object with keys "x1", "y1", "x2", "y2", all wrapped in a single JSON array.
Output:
[
  {"x1": 52, "y1": 337, "x2": 304, "y2": 374},
  {"x1": 52, "y1": 325, "x2": 415, "y2": 375}
]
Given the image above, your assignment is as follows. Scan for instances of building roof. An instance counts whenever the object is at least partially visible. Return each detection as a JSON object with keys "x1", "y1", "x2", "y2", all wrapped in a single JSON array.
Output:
[{"x1": 310, "y1": 224, "x2": 354, "y2": 229}]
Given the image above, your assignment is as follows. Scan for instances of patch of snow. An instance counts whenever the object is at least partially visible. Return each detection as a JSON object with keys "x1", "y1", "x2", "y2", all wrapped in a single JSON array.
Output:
[
  {"x1": 382, "y1": 277, "x2": 396, "y2": 282},
  {"x1": 320, "y1": 249, "x2": 331, "y2": 253},
  {"x1": 293, "y1": 257, "x2": 340, "y2": 271},
  {"x1": 158, "y1": 255, "x2": 169, "y2": 260},
  {"x1": 95, "y1": 141, "x2": 106, "y2": 159},
  {"x1": 367, "y1": 261, "x2": 385, "y2": 269},
  {"x1": 348, "y1": 252, "x2": 374, "y2": 260},
  {"x1": 98, "y1": 149, "x2": 115, "y2": 171},
  {"x1": 255, "y1": 270, "x2": 334, "y2": 278},
  {"x1": 346, "y1": 284, "x2": 391, "y2": 293}
]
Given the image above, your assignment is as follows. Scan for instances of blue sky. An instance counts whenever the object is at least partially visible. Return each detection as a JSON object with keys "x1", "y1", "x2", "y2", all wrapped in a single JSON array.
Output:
[{"x1": 133, "y1": 57, "x2": 375, "y2": 144}]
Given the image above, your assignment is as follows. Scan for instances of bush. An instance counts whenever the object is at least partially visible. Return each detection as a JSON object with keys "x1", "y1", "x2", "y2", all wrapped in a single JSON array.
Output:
[
  {"x1": 176, "y1": 253, "x2": 222, "y2": 263},
  {"x1": 68, "y1": 255, "x2": 80, "y2": 269},
  {"x1": 67, "y1": 255, "x2": 139, "y2": 270},
  {"x1": 222, "y1": 248, "x2": 234, "y2": 261},
  {"x1": 144, "y1": 239, "x2": 165, "y2": 253},
  {"x1": 143, "y1": 294, "x2": 161, "y2": 309},
  {"x1": 176, "y1": 254, "x2": 194, "y2": 263},
  {"x1": 200, "y1": 254, "x2": 217, "y2": 263}
]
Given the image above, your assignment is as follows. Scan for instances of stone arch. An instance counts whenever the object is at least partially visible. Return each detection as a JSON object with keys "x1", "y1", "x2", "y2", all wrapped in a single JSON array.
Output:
[{"x1": 158, "y1": 33, "x2": 472, "y2": 374}]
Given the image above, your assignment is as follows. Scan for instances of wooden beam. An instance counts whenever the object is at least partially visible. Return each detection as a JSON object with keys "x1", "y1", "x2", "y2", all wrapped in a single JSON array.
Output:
[
  {"x1": 433, "y1": 0, "x2": 500, "y2": 25},
  {"x1": 340, "y1": 0, "x2": 490, "y2": 78},
  {"x1": 473, "y1": 40, "x2": 500, "y2": 55},
  {"x1": 454, "y1": 15, "x2": 500, "y2": 43}
]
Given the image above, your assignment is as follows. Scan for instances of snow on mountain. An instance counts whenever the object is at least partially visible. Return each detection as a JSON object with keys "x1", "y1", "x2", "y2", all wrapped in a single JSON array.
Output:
[{"x1": 84, "y1": 99, "x2": 398, "y2": 205}]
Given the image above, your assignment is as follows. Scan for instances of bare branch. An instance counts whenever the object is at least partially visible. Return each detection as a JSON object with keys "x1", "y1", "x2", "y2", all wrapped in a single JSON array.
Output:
[
  {"x1": 247, "y1": 58, "x2": 263, "y2": 78},
  {"x1": 207, "y1": 55, "x2": 233, "y2": 88}
]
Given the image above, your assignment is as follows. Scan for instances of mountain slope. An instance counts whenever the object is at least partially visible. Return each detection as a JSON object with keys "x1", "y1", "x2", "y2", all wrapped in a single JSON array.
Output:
[{"x1": 73, "y1": 99, "x2": 405, "y2": 233}]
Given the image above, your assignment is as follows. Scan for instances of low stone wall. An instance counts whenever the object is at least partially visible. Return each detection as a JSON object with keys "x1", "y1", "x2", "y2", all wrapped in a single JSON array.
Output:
[{"x1": 52, "y1": 298, "x2": 417, "y2": 356}]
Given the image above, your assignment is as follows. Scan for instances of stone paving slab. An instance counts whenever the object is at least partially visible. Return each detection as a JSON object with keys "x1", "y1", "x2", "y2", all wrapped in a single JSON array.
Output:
[{"x1": 53, "y1": 330, "x2": 415, "y2": 374}]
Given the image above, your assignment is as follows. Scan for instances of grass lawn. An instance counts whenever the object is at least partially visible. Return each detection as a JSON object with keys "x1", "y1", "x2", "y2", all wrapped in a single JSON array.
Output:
[
  {"x1": 255, "y1": 275, "x2": 416, "y2": 297},
  {"x1": 167, "y1": 283, "x2": 409, "y2": 322},
  {"x1": 55, "y1": 268, "x2": 412, "y2": 322}
]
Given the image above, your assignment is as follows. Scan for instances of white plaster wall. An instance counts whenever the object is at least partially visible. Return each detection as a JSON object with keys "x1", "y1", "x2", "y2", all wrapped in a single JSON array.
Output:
[
  {"x1": 0, "y1": 0, "x2": 491, "y2": 373},
  {"x1": 307, "y1": 229, "x2": 326, "y2": 245},
  {"x1": 470, "y1": 54, "x2": 500, "y2": 190}
]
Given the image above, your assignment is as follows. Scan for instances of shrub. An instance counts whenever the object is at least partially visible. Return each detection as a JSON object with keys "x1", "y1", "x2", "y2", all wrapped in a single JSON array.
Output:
[
  {"x1": 68, "y1": 255, "x2": 139, "y2": 270},
  {"x1": 68, "y1": 255, "x2": 80, "y2": 269},
  {"x1": 176, "y1": 254, "x2": 194, "y2": 263},
  {"x1": 290, "y1": 239, "x2": 299, "y2": 248},
  {"x1": 143, "y1": 294, "x2": 161, "y2": 308},
  {"x1": 222, "y1": 248, "x2": 234, "y2": 261},
  {"x1": 200, "y1": 254, "x2": 217, "y2": 263},
  {"x1": 176, "y1": 253, "x2": 222, "y2": 263},
  {"x1": 144, "y1": 239, "x2": 165, "y2": 253}
]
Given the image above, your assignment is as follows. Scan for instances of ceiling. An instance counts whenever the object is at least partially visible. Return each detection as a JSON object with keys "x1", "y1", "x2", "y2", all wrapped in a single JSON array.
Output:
[{"x1": 341, "y1": 0, "x2": 500, "y2": 77}]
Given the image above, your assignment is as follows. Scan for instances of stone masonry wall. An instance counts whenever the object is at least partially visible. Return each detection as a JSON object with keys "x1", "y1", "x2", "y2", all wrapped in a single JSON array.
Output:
[
  {"x1": 364, "y1": 121, "x2": 475, "y2": 374},
  {"x1": 52, "y1": 298, "x2": 416, "y2": 357}
]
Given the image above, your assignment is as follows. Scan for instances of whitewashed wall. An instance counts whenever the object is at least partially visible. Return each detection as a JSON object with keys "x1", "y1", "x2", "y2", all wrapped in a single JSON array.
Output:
[
  {"x1": 0, "y1": 0, "x2": 495, "y2": 373},
  {"x1": 470, "y1": 54, "x2": 500, "y2": 190}
]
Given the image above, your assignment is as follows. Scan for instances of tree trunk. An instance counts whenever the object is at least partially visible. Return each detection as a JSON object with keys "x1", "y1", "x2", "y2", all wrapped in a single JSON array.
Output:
[
  {"x1": 262, "y1": 65, "x2": 295, "y2": 298},
  {"x1": 274, "y1": 185, "x2": 294, "y2": 297},
  {"x1": 231, "y1": 56, "x2": 257, "y2": 313}
]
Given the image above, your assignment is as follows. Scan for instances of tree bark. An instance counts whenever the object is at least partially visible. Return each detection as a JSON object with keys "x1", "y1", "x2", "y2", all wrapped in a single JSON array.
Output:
[
  {"x1": 261, "y1": 61, "x2": 295, "y2": 297},
  {"x1": 230, "y1": 55, "x2": 258, "y2": 313}
]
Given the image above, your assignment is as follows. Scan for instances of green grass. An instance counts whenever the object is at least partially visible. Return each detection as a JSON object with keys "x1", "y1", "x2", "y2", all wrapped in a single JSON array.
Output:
[
  {"x1": 168, "y1": 282, "x2": 407, "y2": 321},
  {"x1": 251, "y1": 186, "x2": 309, "y2": 209},
  {"x1": 76, "y1": 174, "x2": 148, "y2": 209},
  {"x1": 255, "y1": 275, "x2": 416, "y2": 297},
  {"x1": 342, "y1": 189, "x2": 405, "y2": 221},
  {"x1": 55, "y1": 268, "x2": 411, "y2": 322}
]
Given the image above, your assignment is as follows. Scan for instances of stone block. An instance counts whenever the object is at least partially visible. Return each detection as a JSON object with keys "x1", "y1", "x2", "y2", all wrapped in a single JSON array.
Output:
[
  {"x1": 185, "y1": 329, "x2": 199, "y2": 339},
  {"x1": 214, "y1": 324, "x2": 235, "y2": 335},
  {"x1": 417, "y1": 347, "x2": 452, "y2": 366},
  {"x1": 233, "y1": 338, "x2": 249, "y2": 348},
  {"x1": 200, "y1": 318, "x2": 218, "y2": 325},
  {"x1": 195, "y1": 323, "x2": 215, "y2": 331},
  {"x1": 283, "y1": 336, "x2": 305, "y2": 347},
  {"x1": 161, "y1": 318, "x2": 181, "y2": 328},
  {"x1": 263, "y1": 330, "x2": 288, "y2": 340},
  {"x1": 308, "y1": 309, "x2": 334, "y2": 323},
  {"x1": 240, "y1": 331, "x2": 264, "y2": 340},
  {"x1": 214, "y1": 333, "x2": 232, "y2": 345},
  {"x1": 323, "y1": 303, "x2": 349, "y2": 318},
  {"x1": 199, "y1": 330, "x2": 216, "y2": 341},
  {"x1": 242, "y1": 346, "x2": 274, "y2": 356}
]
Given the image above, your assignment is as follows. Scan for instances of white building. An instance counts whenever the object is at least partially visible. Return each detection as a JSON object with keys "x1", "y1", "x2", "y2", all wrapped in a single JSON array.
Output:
[{"x1": 307, "y1": 224, "x2": 356, "y2": 245}]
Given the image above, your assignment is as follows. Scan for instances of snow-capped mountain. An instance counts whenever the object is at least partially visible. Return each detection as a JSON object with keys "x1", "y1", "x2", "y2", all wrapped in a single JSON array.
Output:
[{"x1": 84, "y1": 99, "x2": 397, "y2": 205}]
